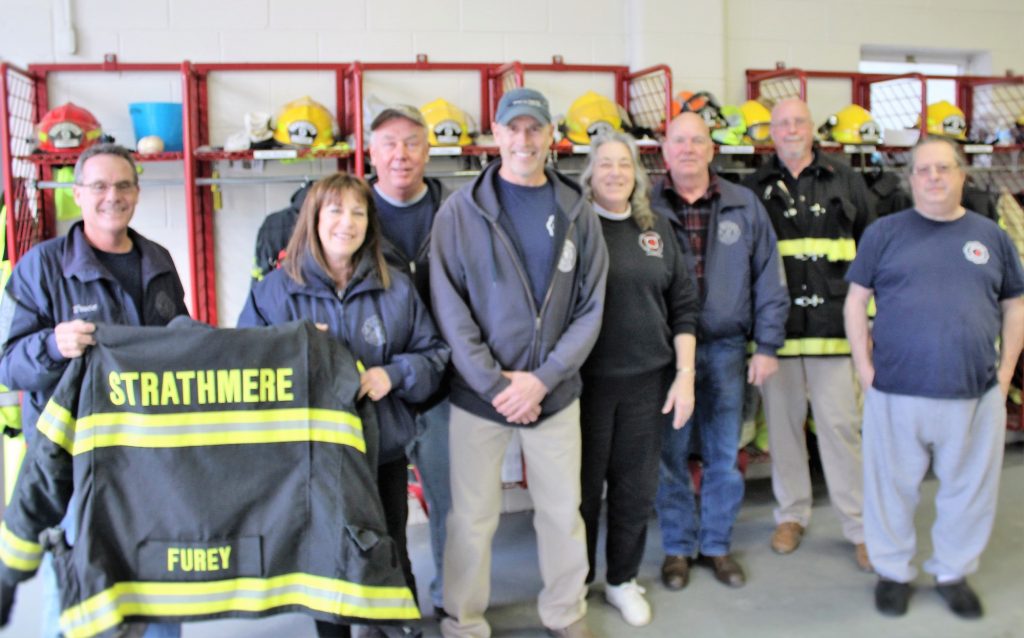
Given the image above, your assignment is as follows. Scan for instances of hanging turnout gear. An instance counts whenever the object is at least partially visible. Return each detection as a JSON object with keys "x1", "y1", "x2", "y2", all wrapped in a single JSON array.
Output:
[{"x1": 0, "y1": 203, "x2": 23, "y2": 505}]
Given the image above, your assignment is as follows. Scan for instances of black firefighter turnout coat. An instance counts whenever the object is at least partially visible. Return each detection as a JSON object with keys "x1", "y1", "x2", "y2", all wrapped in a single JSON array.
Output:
[{"x1": 0, "y1": 320, "x2": 417, "y2": 637}]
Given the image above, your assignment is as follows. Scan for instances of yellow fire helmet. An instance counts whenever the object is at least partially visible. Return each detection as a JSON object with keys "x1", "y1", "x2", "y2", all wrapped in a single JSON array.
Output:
[
  {"x1": 565, "y1": 91, "x2": 622, "y2": 145},
  {"x1": 273, "y1": 96, "x2": 337, "y2": 147},
  {"x1": 919, "y1": 100, "x2": 967, "y2": 141},
  {"x1": 739, "y1": 99, "x2": 772, "y2": 144},
  {"x1": 819, "y1": 104, "x2": 883, "y2": 144},
  {"x1": 420, "y1": 99, "x2": 472, "y2": 146}
]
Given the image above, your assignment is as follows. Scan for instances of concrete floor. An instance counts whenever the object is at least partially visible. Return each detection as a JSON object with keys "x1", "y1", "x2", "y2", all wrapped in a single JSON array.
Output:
[{"x1": 3, "y1": 443, "x2": 1022, "y2": 638}]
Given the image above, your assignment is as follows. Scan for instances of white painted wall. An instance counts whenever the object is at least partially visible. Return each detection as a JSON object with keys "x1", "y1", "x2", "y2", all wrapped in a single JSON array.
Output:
[{"x1": 3, "y1": 0, "x2": 1024, "y2": 322}]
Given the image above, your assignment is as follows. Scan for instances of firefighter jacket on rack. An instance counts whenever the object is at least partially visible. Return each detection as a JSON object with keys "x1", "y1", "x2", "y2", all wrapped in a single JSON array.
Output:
[
  {"x1": 744, "y1": 151, "x2": 873, "y2": 356},
  {"x1": 0, "y1": 320, "x2": 418, "y2": 638},
  {"x1": 251, "y1": 181, "x2": 314, "y2": 282}
]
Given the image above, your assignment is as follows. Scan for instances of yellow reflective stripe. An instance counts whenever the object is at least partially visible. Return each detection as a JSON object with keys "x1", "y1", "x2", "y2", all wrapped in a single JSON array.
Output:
[
  {"x1": 37, "y1": 400, "x2": 75, "y2": 454},
  {"x1": 776, "y1": 338, "x2": 851, "y2": 356},
  {"x1": 777, "y1": 238, "x2": 856, "y2": 262},
  {"x1": 0, "y1": 522, "x2": 42, "y2": 571},
  {"x1": 60, "y1": 573, "x2": 419, "y2": 638},
  {"x1": 72, "y1": 408, "x2": 365, "y2": 455}
]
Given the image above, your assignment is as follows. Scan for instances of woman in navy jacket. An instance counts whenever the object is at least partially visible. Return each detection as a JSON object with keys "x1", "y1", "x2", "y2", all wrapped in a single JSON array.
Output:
[{"x1": 238, "y1": 172, "x2": 449, "y2": 637}]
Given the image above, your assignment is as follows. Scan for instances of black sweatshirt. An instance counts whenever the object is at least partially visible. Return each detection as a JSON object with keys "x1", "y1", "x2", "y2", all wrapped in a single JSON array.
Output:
[{"x1": 583, "y1": 210, "x2": 699, "y2": 378}]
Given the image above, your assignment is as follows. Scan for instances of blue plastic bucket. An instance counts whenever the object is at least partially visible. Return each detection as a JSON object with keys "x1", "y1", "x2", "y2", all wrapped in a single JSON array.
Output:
[{"x1": 128, "y1": 102, "x2": 183, "y2": 151}]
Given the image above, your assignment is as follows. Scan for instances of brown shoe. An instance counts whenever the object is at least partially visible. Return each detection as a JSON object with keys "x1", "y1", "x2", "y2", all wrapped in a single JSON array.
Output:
[
  {"x1": 661, "y1": 554, "x2": 690, "y2": 590},
  {"x1": 771, "y1": 522, "x2": 805, "y2": 554},
  {"x1": 855, "y1": 543, "x2": 873, "y2": 573},
  {"x1": 701, "y1": 553, "x2": 746, "y2": 588}
]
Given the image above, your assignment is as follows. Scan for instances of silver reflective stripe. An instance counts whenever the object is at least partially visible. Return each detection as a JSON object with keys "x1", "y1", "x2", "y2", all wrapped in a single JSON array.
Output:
[
  {"x1": 37, "y1": 402, "x2": 74, "y2": 451},
  {"x1": 62, "y1": 577, "x2": 418, "y2": 637},
  {"x1": 81, "y1": 419, "x2": 362, "y2": 438},
  {"x1": 0, "y1": 523, "x2": 42, "y2": 571}
]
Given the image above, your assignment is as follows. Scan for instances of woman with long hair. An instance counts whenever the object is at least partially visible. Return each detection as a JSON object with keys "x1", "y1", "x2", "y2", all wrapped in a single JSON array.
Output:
[
  {"x1": 239, "y1": 172, "x2": 449, "y2": 637},
  {"x1": 578, "y1": 132, "x2": 699, "y2": 627}
]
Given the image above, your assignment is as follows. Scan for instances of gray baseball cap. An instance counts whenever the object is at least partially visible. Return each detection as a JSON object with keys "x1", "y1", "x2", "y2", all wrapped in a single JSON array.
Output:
[
  {"x1": 495, "y1": 88, "x2": 551, "y2": 126},
  {"x1": 370, "y1": 104, "x2": 427, "y2": 130}
]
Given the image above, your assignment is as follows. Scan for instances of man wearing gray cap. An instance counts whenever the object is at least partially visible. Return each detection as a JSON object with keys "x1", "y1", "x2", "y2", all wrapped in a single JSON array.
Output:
[
  {"x1": 430, "y1": 88, "x2": 608, "y2": 638},
  {"x1": 368, "y1": 104, "x2": 453, "y2": 622}
]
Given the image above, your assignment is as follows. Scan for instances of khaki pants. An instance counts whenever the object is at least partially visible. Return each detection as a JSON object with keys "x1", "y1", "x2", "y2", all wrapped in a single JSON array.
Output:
[
  {"x1": 441, "y1": 402, "x2": 588, "y2": 638},
  {"x1": 760, "y1": 356, "x2": 865, "y2": 544}
]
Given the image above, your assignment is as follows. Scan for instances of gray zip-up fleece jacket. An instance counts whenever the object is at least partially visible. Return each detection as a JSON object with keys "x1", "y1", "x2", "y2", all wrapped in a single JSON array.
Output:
[{"x1": 430, "y1": 160, "x2": 609, "y2": 425}]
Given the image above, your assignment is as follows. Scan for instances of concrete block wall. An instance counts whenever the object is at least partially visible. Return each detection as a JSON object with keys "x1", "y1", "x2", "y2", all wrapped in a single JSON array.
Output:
[
  {"x1": 723, "y1": 0, "x2": 1024, "y2": 123},
  {"x1": 4, "y1": 0, "x2": 1024, "y2": 322}
]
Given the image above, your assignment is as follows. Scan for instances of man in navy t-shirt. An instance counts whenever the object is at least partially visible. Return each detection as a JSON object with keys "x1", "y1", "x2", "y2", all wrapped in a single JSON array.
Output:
[
  {"x1": 366, "y1": 104, "x2": 453, "y2": 623},
  {"x1": 844, "y1": 137, "x2": 1024, "y2": 620}
]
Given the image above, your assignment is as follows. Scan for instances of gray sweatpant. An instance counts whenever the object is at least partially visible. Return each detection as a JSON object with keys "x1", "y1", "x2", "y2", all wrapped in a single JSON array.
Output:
[{"x1": 862, "y1": 385, "x2": 1006, "y2": 583}]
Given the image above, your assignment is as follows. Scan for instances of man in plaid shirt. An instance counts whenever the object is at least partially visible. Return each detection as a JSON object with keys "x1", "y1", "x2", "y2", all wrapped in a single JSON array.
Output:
[{"x1": 649, "y1": 112, "x2": 789, "y2": 592}]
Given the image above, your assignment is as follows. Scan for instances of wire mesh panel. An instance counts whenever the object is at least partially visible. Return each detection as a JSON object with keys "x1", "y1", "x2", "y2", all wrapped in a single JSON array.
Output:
[
  {"x1": 866, "y1": 76, "x2": 925, "y2": 133},
  {"x1": 968, "y1": 80, "x2": 1024, "y2": 143},
  {"x1": 1, "y1": 65, "x2": 42, "y2": 262},
  {"x1": 752, "y1": 73, "x2": 802, "y2": 105},
  {"x1": 627, "y1": 65, "x2": 671, "y2": 134}
]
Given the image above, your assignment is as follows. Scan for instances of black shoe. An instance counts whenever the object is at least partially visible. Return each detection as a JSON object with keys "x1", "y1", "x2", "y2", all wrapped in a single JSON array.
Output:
[
  {"x1": 433, "y1": 606, "x2": 449, "y2": 620},
  {"x1": 661, "y1": 554, "x2": 690, "y2": 590},
  {"x1": 936, "y1": 579, "x2": 983, "y2": 619},
  {"x1": 875, "y1": 578, "x2": 911, "y2": 617}
]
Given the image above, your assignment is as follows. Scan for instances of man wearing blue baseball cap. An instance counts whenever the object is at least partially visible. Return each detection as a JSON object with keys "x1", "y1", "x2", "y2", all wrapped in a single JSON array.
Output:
[{"x1": 430, "y1": 87, "x2": 608, "y2": 638}]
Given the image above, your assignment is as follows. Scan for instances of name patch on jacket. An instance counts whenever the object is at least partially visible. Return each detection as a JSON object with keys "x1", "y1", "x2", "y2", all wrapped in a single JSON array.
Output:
[
  {"x1": 108, "y1": 368, "x2": 295, "y2": 407},
  {"x1": 138, "y1": 537, "x2": 262, "y2": 581}
]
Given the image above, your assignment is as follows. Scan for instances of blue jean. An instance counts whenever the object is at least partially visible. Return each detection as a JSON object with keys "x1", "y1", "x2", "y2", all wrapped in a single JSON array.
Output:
[
  {"x1": 406, "y1": 399, "x2": 451, "y2": 610},
  {"x1": 656, "y1": 336, "x2": 747, "y2": 557},
  {"x1": 41, "y1": 507, "x2": 181, "y2": 638}
]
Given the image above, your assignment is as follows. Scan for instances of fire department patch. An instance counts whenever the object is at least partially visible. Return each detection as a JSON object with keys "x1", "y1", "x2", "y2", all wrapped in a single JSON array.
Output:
[
  {"x1": 558, "y1": 239, "x2": 577, "y2": 273},
  {"x1": 361, "y1": 315, "x2": 387, "y2": 346},
  {"x1": 962, "y1": 241, "x2": 989, "y2": 265},
  {"x1": 155, "y1": 291, "x2": 178, "y2": 320},
  {"x1": 717, "y1": 220, "x2": 741, "y2": 245},
  {"x1": 638, "y1": 231, "x2": 664, "y2": 257}
]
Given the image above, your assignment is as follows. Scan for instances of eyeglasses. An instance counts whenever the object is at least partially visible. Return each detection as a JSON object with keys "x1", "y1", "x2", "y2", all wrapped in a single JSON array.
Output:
[
  {"x1": 77, "y1": 181, "x2": 138, "y2": 195},
  {"x1": 911, "y1": 163, "x2": 959, "y2": 177}
]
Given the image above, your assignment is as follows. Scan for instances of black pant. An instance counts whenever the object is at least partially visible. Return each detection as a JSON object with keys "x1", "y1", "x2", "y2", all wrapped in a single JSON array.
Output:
[
  {"x1": 315, "y1": 619, "x2": 352, "y2": 637},
  {"x1": 314, "y1": 456, "x2": 415, "y2": 637},
  {"x1": 580, "y1": 368, "x2": 669, "y2": 585},
  {"x1": 377, "y1": 455, "x2": 417, "y2": 598}
]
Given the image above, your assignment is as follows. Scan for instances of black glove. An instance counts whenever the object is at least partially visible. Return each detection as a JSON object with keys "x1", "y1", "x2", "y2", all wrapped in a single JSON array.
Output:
[{"x1": 0, "y1": 577, "x2": 15, "y2": 627}]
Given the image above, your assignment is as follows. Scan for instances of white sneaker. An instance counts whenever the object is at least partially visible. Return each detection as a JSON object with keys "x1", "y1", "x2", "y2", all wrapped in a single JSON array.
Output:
[{"x1": 605, "y1": 579, "x2": 652, "y2": 627}]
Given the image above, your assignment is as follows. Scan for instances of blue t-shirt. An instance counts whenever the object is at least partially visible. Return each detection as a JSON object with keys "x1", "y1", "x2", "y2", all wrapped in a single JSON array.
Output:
[
  {"x1": 495, "y1": 175, "x2": 560, "y2": 308},
  {"x1": 373, "y1": 187, "x2": 434, "y2": 261},
  {"x1": 846, "y1": 209, "x2": 1024, "y2": 399}
]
